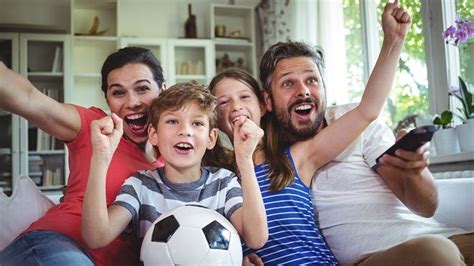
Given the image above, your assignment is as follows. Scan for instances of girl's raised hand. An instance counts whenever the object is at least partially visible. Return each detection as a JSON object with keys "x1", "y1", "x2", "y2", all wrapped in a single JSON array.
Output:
[{"x1": 232, "y1": 116, "x2": 264, "y2": 161}]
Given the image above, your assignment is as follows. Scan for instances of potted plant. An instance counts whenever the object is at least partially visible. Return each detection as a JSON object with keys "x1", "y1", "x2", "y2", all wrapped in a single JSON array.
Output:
[
  {"x1": 451, "y1": 77, "x2": 474, "y2": 151},
  {"x1": 432, "y1": 110, "x2": 461, "y2": 155},
  {"x1": 443, "y1": 17, "x2": 474, "y2": 152}
]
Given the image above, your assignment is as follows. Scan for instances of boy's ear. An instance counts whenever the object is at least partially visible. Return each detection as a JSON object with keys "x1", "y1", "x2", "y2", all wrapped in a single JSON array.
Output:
[
  {"x1": 207, "y1": 128, "x2": 218, "y2": 150},
  {"x1": 148, "y1": 124, "x2": 159, "y2": 146},
  {"x1": 263, "y1": 91, "x2": 273, "y2": 112}
]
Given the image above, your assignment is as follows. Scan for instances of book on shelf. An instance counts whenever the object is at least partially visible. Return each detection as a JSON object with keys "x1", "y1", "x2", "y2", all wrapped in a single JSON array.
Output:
[
  {"x1": 28, "y1": 155, "x2": 44, "y2": 165},
  {"x1": 36, "y1": 128, "x2": 48, "y2": 151},
  {"x1": 0, "y1": 148, "x2": 11, "y2": 155},
  {"x1": 43, "y1": 168, "x2": 53, "y2": 186},
  {"x1": 30, "y1": 176, "x2": 42, "y2": 186},
  {"x1": 53, "y1": 167, "x2": 63, "y2": 186},
  {"x1": 51, "y1": 46, "x2": 63, "y2": 73},
  {"x1": 36, "y1": 88, "x2": 61, "y2": 151},
  {"x1": 42, "y1": 167, "x2": 63, "y2": 186},
  {"x1": 28, "y1": 155, "x2": 44, "y2": 175}
]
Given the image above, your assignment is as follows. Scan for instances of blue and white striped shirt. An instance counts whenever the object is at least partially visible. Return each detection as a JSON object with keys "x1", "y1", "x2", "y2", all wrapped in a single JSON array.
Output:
[
  {"x1": 114, "y1": 166, "x2": 242, "y2": 238},
  {"x1": 243, "y1": 148, "x2": 338, "y2": 265}
]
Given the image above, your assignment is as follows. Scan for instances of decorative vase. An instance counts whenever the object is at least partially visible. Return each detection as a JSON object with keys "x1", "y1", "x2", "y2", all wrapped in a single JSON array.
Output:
[
  {"x1": 433, "y1": 128, "x2": 461, "y2": 155},
  {"x1": 184, "y1": 4, "x2": 197, "y2": 38},
  {"x1": 455, "y1": 118, "x2": 474, "y2": 152}
]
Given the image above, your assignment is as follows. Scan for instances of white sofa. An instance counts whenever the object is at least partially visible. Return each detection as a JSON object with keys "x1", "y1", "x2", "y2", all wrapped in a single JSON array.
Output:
[
  {"x1": 1, "y1": 176, "x2": 472, "y2": 251},
  {"x1": 434, "y1": 177, "x2": 474, "y2": 231}
]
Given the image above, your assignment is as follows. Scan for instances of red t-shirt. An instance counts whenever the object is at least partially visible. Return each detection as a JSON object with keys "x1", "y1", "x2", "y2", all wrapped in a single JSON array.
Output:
[{"x1": 25, "y1": 105, "x2": 164, "y2": 266}]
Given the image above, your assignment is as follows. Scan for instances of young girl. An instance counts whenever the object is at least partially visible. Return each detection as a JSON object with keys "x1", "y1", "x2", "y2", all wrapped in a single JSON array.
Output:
[
  {"x1": 81, "y1": 82, "x2": 268, "y2": 253},
  {"x1": 209, "y1": 1, "x2": 411, "y2": 263}
]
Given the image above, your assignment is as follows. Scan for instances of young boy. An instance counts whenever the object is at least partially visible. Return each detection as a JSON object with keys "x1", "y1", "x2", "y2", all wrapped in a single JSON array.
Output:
[{"x1": 81, "y1": 82, "x2": 268, "y2": 252}]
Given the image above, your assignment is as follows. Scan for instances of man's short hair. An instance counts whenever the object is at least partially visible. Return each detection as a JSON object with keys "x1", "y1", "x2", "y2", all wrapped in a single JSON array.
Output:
[{"x1": 259, "y1": 41, "x2": 325, "y2": 93}]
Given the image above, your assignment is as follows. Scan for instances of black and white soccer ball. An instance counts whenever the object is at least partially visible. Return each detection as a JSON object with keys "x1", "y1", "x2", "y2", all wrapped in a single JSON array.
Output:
[{"x1": 140, "y1": 205, "x2": 242, "y2": 265}]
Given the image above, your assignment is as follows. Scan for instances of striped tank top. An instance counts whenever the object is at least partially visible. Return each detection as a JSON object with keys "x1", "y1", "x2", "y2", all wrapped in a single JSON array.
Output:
[{"x1": 243, "y1": 148, "x2": 338, "y2": 265}]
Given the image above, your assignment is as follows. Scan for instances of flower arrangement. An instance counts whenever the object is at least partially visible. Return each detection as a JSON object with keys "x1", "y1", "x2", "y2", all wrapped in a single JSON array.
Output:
[
  {"x1": 443, "y1": 17, "x2": 474, "y2": 46},
  {"x1": 443, "y1": 17, "x2": 474, "y2": 122}
]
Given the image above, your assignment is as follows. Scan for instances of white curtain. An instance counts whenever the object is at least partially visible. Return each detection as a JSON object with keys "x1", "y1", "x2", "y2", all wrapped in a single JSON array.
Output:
[
  {"x1": 257, "y1": 0, "x2": 350, "y2": 105},
  {"x1": 257, "y1": 0, "x2": 292, "y2": 51},
  {"x1": 315, "y1": 0, "x2": 349, "y2": 105}
]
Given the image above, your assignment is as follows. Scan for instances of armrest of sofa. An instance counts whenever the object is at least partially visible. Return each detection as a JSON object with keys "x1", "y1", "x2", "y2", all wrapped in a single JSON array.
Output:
[{"x1": 434, "y1": 178, "x2": 474, "y2": 231}]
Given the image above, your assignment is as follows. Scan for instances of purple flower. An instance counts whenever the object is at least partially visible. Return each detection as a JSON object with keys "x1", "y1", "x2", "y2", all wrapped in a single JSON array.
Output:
[
  {"x1": 449, "y1": 85, "x2": 462, "y2": 98},
  {"x1": 443, "y1": 25, "x2": 456, "y2": 38},
  {"x1": 455, "y1": 30, "x2": 468, "y2": 43},
  {"x1": 444, "y1": 17, "x2": 474, "y2": 46}
]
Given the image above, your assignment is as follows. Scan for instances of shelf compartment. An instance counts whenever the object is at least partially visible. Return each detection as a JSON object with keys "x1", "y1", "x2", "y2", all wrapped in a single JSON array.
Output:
[
  {"x1": 73, "y1": 0, "x2": 117, "y2": 37},
  {"x1": 26, "y1": 40, "x2": 65, "y2": 73},
  {"x1": 73, "y1": 37, "x2": 117, "y2": 75}
]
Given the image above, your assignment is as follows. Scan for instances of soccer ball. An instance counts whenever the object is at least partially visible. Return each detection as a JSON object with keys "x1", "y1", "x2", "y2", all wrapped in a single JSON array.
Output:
[{"x1": 140, "y1": 205, "x2": 242, "y2": 265}]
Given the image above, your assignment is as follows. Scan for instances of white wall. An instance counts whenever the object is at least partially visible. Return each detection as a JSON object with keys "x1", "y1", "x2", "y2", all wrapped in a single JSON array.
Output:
[{"x1": 0, "y1": 0, "x2": 70, "y2": 32}]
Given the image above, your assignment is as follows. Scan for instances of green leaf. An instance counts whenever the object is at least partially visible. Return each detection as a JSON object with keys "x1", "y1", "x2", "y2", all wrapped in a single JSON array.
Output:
[
  {"x1": 433, "y1": 110, "x2": 453, "y2": 129},
  {"x1": 459, "y1": 77, "x2": 473, "y2": 117}
]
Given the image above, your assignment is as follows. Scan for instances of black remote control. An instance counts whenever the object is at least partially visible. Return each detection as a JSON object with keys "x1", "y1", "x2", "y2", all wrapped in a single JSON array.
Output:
[{"x1": 376, "y1": 125, "x2": 438, "y2": 163}]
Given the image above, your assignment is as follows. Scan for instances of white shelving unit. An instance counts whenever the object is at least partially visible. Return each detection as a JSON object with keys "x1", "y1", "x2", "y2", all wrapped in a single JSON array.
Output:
[
  {"x1": 120, "y1": 38, "x2": 215, "y2": 86},
  {"x1": 211, "y1": 4, "x2": 257, "y2": 76},
  {"x1": 119, "y1": 37, "x2": 169, "y2": 83},
  {"x1": 167, "y1": 38, "x2": 215, "y2": 85},
  {"x1": 0, "y1": 33, "x2": 20, "y2": 194},
  {"x1": 71, "y1": 0, "x2": 118, "y2": 112},
  {"x1": 0, "y1": 33, "x2": 71, "y2": 194},
  {"x1": 71, "y1": 36, "x2": 116, "y2": 111}
]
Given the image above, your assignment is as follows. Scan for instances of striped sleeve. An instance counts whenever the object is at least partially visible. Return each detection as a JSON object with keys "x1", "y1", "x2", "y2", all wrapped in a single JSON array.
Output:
[
  {"x1": 113, "y1": 175, "x2": 143, "y2": 226},
  {"x1": 224, "y1": 173, "x2": 242, "y2": 220}
]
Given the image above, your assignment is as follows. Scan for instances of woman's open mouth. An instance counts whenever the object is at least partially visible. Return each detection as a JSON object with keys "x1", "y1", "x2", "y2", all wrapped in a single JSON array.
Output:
[{"x1": 124, "y1": 113, "x2": 148, "y2": 135}]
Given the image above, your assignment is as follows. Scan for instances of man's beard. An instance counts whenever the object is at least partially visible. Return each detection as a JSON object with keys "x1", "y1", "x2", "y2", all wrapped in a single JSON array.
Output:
[{"x1": 274, "y1": 97, "x2": 326, "y2": 143}]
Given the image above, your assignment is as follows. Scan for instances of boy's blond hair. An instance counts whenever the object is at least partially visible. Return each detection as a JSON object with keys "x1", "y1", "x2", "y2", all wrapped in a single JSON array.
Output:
[
  {"x1": 149, "y1": 81, "x2": 217, "y2": 129},
  {"x1": 149, "y1": 81, "x2": 235, "y2": 171}
]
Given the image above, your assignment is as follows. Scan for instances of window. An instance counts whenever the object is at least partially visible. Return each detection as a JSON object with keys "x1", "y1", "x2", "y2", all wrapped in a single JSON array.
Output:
[
  {"x1": 456, "y1": 0, "x2": 474, "y2": 89},
  {"x1": 342, "y1": 0, "x2": 366, "y2": 104},
  {"x1": 375, "y1": 0, "x2": 429, "y2": 129},
  {"x1": 340, "y1": 0, "x2": 429, "y2": 129},
  {"x1": 322, "y1": 0, "x2": 471, "y2": 130}
]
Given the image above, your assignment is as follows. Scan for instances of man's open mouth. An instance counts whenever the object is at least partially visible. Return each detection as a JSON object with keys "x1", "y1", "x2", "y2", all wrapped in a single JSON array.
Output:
[{"x1": 294, "y1": 103, "x2": 312, "y2": 116}]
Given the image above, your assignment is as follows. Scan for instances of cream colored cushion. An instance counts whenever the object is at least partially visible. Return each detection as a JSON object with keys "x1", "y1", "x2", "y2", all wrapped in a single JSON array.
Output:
[{"x1": 0, "y1": 175, "x2": 54, "y2": 251}]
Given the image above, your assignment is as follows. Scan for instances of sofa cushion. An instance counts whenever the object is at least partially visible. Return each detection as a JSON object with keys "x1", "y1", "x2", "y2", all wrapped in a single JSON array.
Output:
[
  {"x1": 0, "y1": 175, "x2": 54, "y2": 251},
  {"x1": 434, "y1": 177, "x2": 474, "y2": 231}
]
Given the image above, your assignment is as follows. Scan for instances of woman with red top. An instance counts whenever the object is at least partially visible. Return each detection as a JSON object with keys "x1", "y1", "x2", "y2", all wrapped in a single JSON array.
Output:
[{"x1": 0, "y1": 47, "x2": 165, "y2": 266}]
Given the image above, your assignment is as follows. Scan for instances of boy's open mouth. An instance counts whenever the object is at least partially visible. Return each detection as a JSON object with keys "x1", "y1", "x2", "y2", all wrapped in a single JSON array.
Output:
[{"x1": 175, "y1": 142, "x2": 193, "y2": 151}]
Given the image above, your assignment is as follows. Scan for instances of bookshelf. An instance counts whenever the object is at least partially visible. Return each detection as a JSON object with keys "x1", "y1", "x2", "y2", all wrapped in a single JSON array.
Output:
[
  {"x1": 0, "y1": 33, "x2": 20, "y2": 195},
  {"x1": 210, "y1": 4, "x2": 257, "y2": 76},
  {"x1": 119, "y1": 37, "x2": 169, "y2": 83},
  {"x1": 167, "y1": 38, "x2": 215, "y2": 85},
  {"x1": 0, "y1": 33, "x2": 71, "y2": 194}
]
